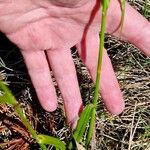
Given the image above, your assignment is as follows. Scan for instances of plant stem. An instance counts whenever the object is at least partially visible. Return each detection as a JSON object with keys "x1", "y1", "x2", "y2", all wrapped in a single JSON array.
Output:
[
  {"x1": 93, "y1": 0, "x2": 108, "y2": 108},
  {"x1": 86, "y1": 0, "x2": 109, "y2": 147},
  {"x1": 15, "y1": 106, "x2": 37, "y2": 138},
  {"x1": 14, "y1": 104, "x2": 47, "y2": 150},
  {"x1": 119, "y1": 0, "x2": 125, "y2": 36}
]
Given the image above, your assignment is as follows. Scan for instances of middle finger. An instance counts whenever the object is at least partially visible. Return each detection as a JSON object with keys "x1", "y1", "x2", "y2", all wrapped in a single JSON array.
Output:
[{"x1": 47, "y1": 48, "x2": 83, "y2": 126}]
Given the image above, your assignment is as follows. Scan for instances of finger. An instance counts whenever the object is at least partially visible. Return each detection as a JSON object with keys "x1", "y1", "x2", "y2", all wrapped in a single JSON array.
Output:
[
  {"x1": 47, "y1": 48, "x2": 83, "y2": 126},
  {"x1": 21, "y1": 50, "x2": 57, "y2": 111},
  {"x1": 76, "y1": 32, "x2": 125, "y2": 115},
  {"x1": 106, "y1": 0, "x2": 150, "y2": 56}
]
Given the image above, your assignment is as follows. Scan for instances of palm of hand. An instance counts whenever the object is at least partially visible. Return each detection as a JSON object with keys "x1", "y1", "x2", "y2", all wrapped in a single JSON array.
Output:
[{"x1": 2, "y1": 0, "x2": 99, "y2": 51}]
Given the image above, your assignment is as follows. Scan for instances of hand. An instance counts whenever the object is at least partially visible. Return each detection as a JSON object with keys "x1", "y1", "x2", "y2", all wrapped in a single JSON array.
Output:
[{"x1": 0, "y1": 0, "x2": 149, "y2": 126}]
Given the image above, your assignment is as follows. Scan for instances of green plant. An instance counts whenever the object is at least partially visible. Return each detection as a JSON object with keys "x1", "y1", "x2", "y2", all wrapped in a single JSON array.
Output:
[
  {"x1": 0, "y1": 81, "x2": 66, "y2": 150},
  {"x1": 72, "y1": 0, "x2": 125, "y2": 148}
]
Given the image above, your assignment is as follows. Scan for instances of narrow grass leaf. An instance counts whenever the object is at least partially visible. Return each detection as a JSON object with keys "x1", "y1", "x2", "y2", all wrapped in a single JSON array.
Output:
[
  {"x1": 0, "y1": 80, "x2": 47, "y2": 150},
  {"x1": 119, "y1": 0, "x2": 125, "y2": 35},
  {"x1": 0, "y1": 80, "x2": 17, "y2": 105},
  {"x1": 86, "y1": 0, "x2": 109, "y2": 147},
  {"x1": 73, "y1": 104, "x2": 94, "y2": 142},
  {"x1": 0, "y1": 95, "x2": 7, "y2": 104},
  {"x1": 86, "y1": 108, "x2": 96, "y2": 147},
  {"x1": 67, "y1": 136, "x2": 77, "y2": 150},
  {"x1": 37, "y1": 134, "x2": 66, "y2": 150}
]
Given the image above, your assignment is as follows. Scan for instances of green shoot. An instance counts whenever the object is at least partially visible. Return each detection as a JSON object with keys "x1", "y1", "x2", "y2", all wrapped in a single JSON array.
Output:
[
  {"x1": 37, "y1": 134, "x2": 66, "y2": 150},
  {"x1": 73, "y1": 104, "x2": 94, "y2": 142},
  {"x1": 0, "y1": 80, "x2": 65, "y2": 150},
  {"x1": 0, "y1": 81, "x2": 17, "y2": 105},
  {"x1": 93, "y1": 0, "x2": 110, "y2": 107},
  {"x1": 0, "y1": 80, "x2": 47, "y2": 150},
  {"x1": 86, "y1": 108, "x2": 96, "y2": 147},
  {"x1": 119, "y1": 0, "x2": 125, "y2": 35},
  {"x1": 85, "y1": 0, "x2": 110, "y2": 147},
  {"x1": 85, "y1": 0, "x2": 126, "y2": 146},
  {"x1": 110, "y1": 0, "x2": 125, "y2": 36}
]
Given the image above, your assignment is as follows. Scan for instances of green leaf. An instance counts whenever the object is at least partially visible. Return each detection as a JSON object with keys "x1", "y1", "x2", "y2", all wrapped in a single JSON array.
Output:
[
  {"x1": 0, "y1": 80, "x2": 17, "y2": 106},
  {"x1": 0, "y1": 80, "x2": 47, "y2": 150},
  {"x1": 101, "y1": 0, "x2": 110, "y2": 12},
  {"x1": 0, "y1": 95, "x2": 7, "y2": 104},
  {"x1": 73, "y1": 104, "x2": 94, "y2": 142},
  {"x1": 86, "y1": 108, "x2": 96, "y2": 147},
  {"x1": 120, "y1": 0, "x2": 125, "y2": 34},
  {"x1": 37, "y1": 134, "x2": 66, "y2": 150}
]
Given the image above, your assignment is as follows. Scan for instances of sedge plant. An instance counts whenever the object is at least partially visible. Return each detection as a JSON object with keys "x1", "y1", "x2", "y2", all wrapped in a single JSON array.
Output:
[
  {"x1": 73, "y1": 0, "x2": 125, "y2": 148},
  {"x1": 0, "y1": 0, "x2": 126, "y2": 149}
]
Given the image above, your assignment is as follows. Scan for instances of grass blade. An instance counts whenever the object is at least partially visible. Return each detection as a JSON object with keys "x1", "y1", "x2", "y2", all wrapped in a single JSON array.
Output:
[
  {"x1": 0, "y1": 80, "x2": 17, "y2": 105},
  {"x1": 37, "y1": 134, "x2": 66, "y2": 150},
  {"x1": 119, "y1": 0, "x2": 125, "y2": 35},
  {"x1": 0, "y1": 80, "x2": 47, "y2": 150},
  {"x1": 85, "y1": 0, "x2": 110, "y2": 147},
  {"x1": 85, "y1": 108, "x2": 96, "y2": 147},
  {"x1": 93, "y1": 0, "x2": 110, "y2": 107},
  {"x1": 73, "y1": 104, "x2": 94, "y2": 142}
]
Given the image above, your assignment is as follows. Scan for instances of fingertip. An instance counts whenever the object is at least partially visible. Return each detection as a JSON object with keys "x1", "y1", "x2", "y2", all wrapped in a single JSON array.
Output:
[
  {"x1": 108, "y1": 100, "x2": 125, "y2": 115},
  {"x1": 47, "y1": 48, "x2": 83, "y2": 128},
  {"x1": 68, "y1": 104, "x2": 83, "y2": 129},
  {"x1": 69, "y1": 116, "x2": 79, "y2": 129},
  {"x1": 36, "y1": 88, "x2": 58, "y2": 112},
  {"x1": 102, "y1": 90, "x2": 125, "y2": 115},
  {"x1": 41, "y1": 99, "x2": 58, "y2": 112}
]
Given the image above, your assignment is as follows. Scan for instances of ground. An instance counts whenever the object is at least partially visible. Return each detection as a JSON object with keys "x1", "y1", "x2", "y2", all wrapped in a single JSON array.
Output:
[{"x1": 0, "y1": 0, "x2": 150, "y2": 150}]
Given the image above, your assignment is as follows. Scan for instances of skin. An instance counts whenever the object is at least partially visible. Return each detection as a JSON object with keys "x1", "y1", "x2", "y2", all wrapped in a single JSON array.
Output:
[{"x1": 0, "y1": 0, "x2": 149, "y2": 126}]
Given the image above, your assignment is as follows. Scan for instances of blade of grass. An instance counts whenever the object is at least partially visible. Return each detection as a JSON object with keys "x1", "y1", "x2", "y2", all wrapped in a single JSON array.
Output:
[
  {"x1": 0, "y1": 80, "x2": 47, "y2": 150},
  {"x1": 93, "y1": 0, "x2": 110, "y2": 107},
  {"x1": 119, "y1": 0, "x2": 125, "y2": 36},
  {"x1": 111, "y1": 0, "x2": 125, "y2": 35},
  {"x1": 73, "y1": 104, "x2": 94, "y2": 142},
  {"x1": 85, "y1": 0, "x2": 110, "y2": 147},
  {"x1": 0, "y1": 81, "x2": 17, "y2": 105},
  {"x1": 85, "y1": 108, "x2": 96, "y2": 147},
  {"x1": 37, "y1": 134, "x2": 66, "y2": 150},
  {"x1": 0, "y1": 95, "x2": 7, "y2": 104}
]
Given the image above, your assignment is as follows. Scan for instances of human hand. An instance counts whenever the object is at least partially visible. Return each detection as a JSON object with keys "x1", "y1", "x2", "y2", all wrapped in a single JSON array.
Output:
[{"x1": 0, "y1": 0, "x2": 149, "y2": 126}]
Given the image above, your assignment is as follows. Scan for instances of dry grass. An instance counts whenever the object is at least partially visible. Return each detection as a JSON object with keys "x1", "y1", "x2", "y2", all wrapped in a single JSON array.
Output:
[
  {"x1": 94, "y1": 35, "x2": 150, "y2": 150},
  {"x1": 0, "y1": 0, "x2": 150, "y2": 149}
]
